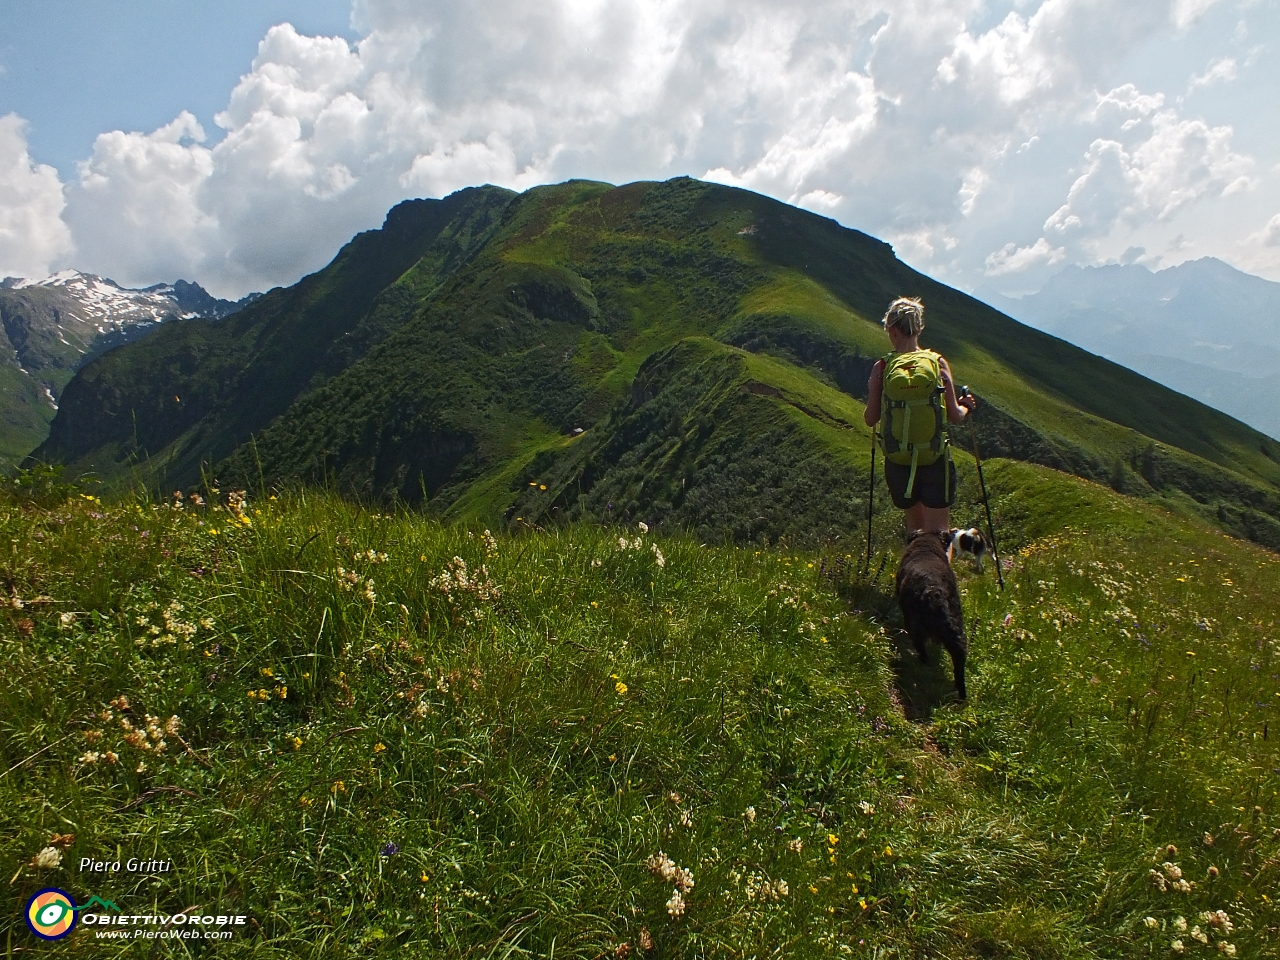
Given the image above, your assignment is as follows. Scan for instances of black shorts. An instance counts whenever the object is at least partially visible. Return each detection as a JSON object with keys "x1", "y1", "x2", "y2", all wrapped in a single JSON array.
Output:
[{"x1": 884, "y1": 455, "x2": 957, "y2": 509}]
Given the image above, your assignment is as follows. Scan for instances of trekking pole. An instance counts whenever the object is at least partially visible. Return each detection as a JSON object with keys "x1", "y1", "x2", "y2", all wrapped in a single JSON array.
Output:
[
  {"x1": 864, "y1": 427, "x2": 876, "y2": 579},
  {"x1": 959, "y1": 387, "x2": 1004, "y2": 590}
]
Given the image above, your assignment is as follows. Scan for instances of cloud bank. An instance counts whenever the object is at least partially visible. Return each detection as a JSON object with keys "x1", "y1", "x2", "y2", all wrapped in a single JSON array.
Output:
[{"x1": 2, "y1": 0, "x2": 1277, "y2": 298}]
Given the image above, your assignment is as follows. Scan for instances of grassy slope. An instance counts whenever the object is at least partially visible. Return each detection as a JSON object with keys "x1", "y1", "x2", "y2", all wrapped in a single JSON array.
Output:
[
  {"x1": 505, "y1": 336, "x2": 879, "y2": 545},
  {"x1": 2, "y1": 466, "x2": 1277, "y2": 958}
]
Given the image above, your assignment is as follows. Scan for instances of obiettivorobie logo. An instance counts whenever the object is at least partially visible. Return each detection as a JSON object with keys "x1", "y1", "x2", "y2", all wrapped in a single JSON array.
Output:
[
  {"x1": 25, "y1": 889, "x2": 120, "y2": 940},
  {"x1": 26, "y1": 889, "x2": 248, "y2": 942}
]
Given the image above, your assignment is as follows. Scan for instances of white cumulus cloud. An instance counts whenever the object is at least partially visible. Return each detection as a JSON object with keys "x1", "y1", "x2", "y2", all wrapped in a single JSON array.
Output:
[
  {"x1": 1045, "y1": 110, "x2": 1254, "y2": 247},
  {"x1": 1252, "y1": 213, "x2": 1280, "y2": 248},
  {"x1": 0, "y1": 114, "x2": 73, "y2": 279},
  {"x1": 1188, "y1": 56, "x2": 1238, "y2": 92},
  {"x1": 985, "y1": 237, "x2": 1066, "y2": 275}
]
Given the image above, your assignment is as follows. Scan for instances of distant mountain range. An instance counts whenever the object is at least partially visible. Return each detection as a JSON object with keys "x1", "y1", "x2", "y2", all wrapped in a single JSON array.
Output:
[
  {"x1": 26, "y1": 179, "x2": 1280, "y2": 550},
  {"x1": 0, "y1": 271, "x2": 259, "y2": 467},
  {"x1": 981, "y1": 258, "x2": 1280, "y2": 440}
]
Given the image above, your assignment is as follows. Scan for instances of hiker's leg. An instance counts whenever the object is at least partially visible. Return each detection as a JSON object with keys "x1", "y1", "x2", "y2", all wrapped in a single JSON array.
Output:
[
  {"x1": 904, "y1": 503, "x2": 927, "y2": 534},
  {"x1": 920, "y1": 505, "x2": 950, "y2": 532}
]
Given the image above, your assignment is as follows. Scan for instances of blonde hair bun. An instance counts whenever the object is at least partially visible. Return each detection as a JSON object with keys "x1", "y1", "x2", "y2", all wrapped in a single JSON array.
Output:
[{"x1": 883, "y1": 297, "x2": 924, "y2": 336}]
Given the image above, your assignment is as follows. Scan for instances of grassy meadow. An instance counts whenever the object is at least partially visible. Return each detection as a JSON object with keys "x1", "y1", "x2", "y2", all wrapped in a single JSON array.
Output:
[{"x1": 2, "y1": 464, "x2": 1278, "y2": 958}]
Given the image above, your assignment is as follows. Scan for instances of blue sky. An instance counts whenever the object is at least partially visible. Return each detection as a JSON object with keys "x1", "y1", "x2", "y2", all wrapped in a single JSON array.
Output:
[
  {"x1": 0, "y1": 0, "x2": 354, "y2": 176},
  {"x1": 1, "y1": 0, "x2": 1278, "y2": 299}
]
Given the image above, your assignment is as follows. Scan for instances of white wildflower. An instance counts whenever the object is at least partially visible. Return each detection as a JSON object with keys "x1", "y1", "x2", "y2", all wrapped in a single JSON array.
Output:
[
  {"x1": 744, "y1": 872, "x2": 789, "y2": 902},
  {"x1": 31, "y1": 846, "x2": 62, "y2": 869},
  {"x1": 665, "y1": 889, "x2": 685, "y2": 918},
  {"x1": 1202, "y1": 910, "x2": 1233, "y2": 935},
  {"x1": 645, "y1": 851, "x2": 693, "y2": 892},
  {"x1": 428, "y1": 556, "x2": 500, "y2": 601},
  {"x1": 743, "y1": 806, "x2": 757, "y2": 824},
  {"x1": 638, "y1": 522, "x2": 649, "y2": 534}
]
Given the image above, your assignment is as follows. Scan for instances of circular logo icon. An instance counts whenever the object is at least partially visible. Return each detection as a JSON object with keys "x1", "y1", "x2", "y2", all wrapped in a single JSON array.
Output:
[{"x1": 26, "y1": 888, "x2": 78, "y2": 940}]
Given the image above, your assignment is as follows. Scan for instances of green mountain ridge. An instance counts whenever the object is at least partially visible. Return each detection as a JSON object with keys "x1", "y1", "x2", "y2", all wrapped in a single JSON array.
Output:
[{"x1": 31, "y1": 177, "x2": 1280, "y2": 549}]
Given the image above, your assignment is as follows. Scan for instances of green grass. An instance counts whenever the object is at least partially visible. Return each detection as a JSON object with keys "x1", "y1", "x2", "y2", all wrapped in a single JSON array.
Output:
[{"x1": 2, "y1": 466, "x2": 1277, "y2": 957}]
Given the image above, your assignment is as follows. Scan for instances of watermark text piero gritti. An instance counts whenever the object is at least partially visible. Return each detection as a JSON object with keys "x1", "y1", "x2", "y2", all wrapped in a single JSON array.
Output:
[{"x1": 80, "y1": 857, "x2": 173, "y2": 873}]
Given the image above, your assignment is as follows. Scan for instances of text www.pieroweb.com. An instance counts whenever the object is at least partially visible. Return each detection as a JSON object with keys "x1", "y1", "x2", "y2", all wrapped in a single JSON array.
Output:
[{"x1": 95, "y1": 928, "x2": 234, "y2": 940}]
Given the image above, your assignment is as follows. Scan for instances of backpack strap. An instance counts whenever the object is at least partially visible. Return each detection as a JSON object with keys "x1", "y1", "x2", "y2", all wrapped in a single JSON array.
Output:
[
  {"x1": 943, "y1": 434, "x2": 952, "y2": 503},
  {"x1": 904, "y1": 442, "x2": 919, "y2": 500}
]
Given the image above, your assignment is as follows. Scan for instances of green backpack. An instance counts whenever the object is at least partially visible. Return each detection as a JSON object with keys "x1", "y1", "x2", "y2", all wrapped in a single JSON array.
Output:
[{"x1": 879, "y1": 349, "x2": 950, "y2": 499}]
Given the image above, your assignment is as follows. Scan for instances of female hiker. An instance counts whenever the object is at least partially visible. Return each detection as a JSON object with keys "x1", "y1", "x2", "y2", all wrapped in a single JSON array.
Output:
[{"x1": 863, "y1": 296, "x2": 976, "y2": 534}]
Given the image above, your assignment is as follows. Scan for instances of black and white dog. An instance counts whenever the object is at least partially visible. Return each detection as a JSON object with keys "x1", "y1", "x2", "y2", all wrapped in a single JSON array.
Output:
[
  {"x1": 894, "y1": 528, "x2": 985, "y2": 702},
  {"x1": 947, "y1": 527, "x2": 988, "y2": 572}
]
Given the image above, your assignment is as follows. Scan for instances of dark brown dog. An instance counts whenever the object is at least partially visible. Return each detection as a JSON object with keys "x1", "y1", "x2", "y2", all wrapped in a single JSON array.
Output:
[{"x1": 896, "y1": 530, "x2": 968, "y2": 701}]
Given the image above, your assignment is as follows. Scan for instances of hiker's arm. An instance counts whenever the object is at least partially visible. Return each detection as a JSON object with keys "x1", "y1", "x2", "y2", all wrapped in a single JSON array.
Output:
[
  {"x1": 864, "y1": 360, "x2": 884, "y2": 427},
  {"x1": 939, "y1": 358, "x2": 975, "y2": 424}
]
